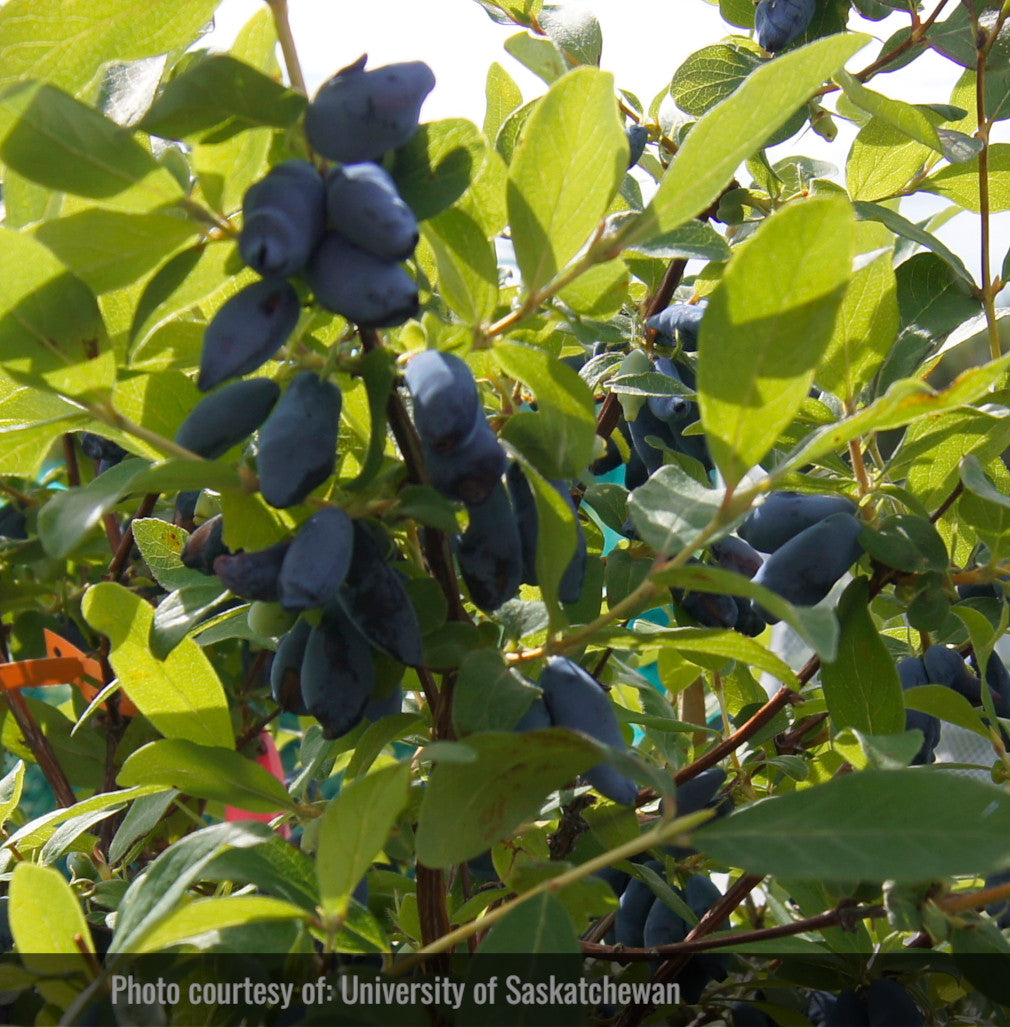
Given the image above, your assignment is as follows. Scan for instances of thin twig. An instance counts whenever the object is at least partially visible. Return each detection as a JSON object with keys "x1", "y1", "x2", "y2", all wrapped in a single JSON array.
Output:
[
  {"x1": 0, "y1": 624, "x2": 76, "y2": 809},
  {"x1": 265, "y1": 0, "x2": 308, "y2": 96},
  {"x1": 583, "y1": 901, "x2": 887, "y2": 960}
]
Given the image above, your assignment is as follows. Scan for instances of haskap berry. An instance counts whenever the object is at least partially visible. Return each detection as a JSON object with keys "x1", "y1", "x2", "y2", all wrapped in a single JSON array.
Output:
[{"x1": 305, "y1": 56, "x2": 435, "y2": 164}]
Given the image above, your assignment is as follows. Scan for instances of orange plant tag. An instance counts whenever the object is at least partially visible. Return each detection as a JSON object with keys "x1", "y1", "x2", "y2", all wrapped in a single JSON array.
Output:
[
  {"x1": 43, "y1": 629, "x2": 138, "y2": 717},
  {"x1": 0, "y1": 657, "x2": 90, "y2": 691}
]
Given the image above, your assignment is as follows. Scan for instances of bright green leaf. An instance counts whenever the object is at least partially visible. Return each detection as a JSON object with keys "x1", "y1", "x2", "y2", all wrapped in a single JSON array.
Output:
[
  {"x1": 0, "y1": 81, "x2": 183, "y2": 211},
  {"x1": 816, "y1": 247, "x2": 898, "y2": 402},
  {"x1": 626, "y1": 33, "x2": 869, "y2": 246},
  {"x1": 507, "y1": 67, "x2": 626, "y2": 293},
  {"x1": 140, "y1": 54, "x2": 306, "y2": 142},
  {"x1": 317, "y1": 762, "x2": 410, "y2": 918},
  {"x1": 0, "y1": 226, "x2": 112, "y2": 401},
  {"x1": 118, "y1": 739, "x2": 296, "y2": 813},
  {"x1": 698, "y1": 194, "x2": 854, "y2": 487},
  {"x1": 416, "y1": 730, "x2": 605, "y2": 867},
  {"x1": 0, "y1": 0, "x2": 221, "y2": 96},
  {"x1": 699, "y1": 770, "x2": 1010, "y2": 880},
  {"x1": 820, "y1": 579, "x2": 906, "y2": 736},
  {"x1": 82, "y1": 581, "x2": 234, "y2": 749}
]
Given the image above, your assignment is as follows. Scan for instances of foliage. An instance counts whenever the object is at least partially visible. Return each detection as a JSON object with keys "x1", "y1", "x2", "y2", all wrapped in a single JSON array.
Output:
[{"x1": 1, "y1": 0, "x2": 1010, "y2": 1024}]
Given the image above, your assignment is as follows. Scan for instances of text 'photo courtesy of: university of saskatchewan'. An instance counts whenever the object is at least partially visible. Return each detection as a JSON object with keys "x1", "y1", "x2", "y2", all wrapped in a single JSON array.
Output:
[{"x1": 6, "y1": 0, "x2": 1010, "y2": 1023}]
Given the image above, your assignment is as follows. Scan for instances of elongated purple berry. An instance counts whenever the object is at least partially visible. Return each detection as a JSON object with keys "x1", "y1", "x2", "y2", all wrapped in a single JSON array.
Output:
[
  {"x1": 257, "y1": 372, "x2": 342, "y2": 509},
  {"x1": 403, "y1": 351, "x2": 481, "y2": 454},
  {"x1": 279, "y1": 506, "x2": 355, "y2": 612},
  {"x1": 755, "y1": 0, "x2": 816, "y2": 53},
  {"x1": 198, "y1": 279, "x2": 300, "y2": 391},
  {"x1": 539, "y1": 655, "x2": 638, "y2": 805},
  {"x1": 305, "y1": 56, "x2": 435, "y2": 164},
  {"x1": 239, "y1": 160, "x2": 326, "y2": 278},
  {"x1": 306, "y1": 232, "x2": 419, "y2": 328},
  {"x1": 325, "y1": 162, "x2": 419, "y2": 261}
]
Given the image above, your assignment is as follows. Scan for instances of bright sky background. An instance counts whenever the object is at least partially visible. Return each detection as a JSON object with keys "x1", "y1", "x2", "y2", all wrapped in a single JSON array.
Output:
[{"x1": 202, "y1": 0, "x2": 1009, "y2": 284}]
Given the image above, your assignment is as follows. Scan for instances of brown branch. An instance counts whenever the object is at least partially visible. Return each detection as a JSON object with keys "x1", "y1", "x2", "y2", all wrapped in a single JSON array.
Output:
[
  {"x1": 0, "y1": 621, "x2": 77, "y2": 808},
  {"x1": 63, "y1": 434, "x2": 81, "y2": 489},
  {"x1": 583, "y1": 900, "x2": 886, "y2": 961},
  {"x1": 932, "y1": 482, "x2": 964, "y2": 524},
  {"x1": 643, "y1": 259, "x2": 688, "y2": 321},
  {"x1": 612, "y1": 873, "x2": 765, "y2": 1027},
  {"x1": 674, "y1": 682, "x2": 803, "y2": 786},
  {"x1": 106, "y1": 493, "x2": 159, "y2": 581},
  {"x1": 359, "y1": 327, "x2": 471, "y2": 625},
  {"x1": 416, "y1": 864, "x2": 452, "y2": 975},
  {"x1": 236, "y1": 708, "x2": 281, "y2": 752}
]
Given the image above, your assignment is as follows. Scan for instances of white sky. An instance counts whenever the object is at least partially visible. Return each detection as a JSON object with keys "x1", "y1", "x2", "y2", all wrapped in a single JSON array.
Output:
[{"x1": 203, "y1": 0, "x2": 1008, "y2": 283}]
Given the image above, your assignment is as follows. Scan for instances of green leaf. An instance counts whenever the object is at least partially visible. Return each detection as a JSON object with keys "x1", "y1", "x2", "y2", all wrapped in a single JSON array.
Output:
[
  {"x1": 627, "y1": 463, "x2": 723, "y2": 555},
  {"x1": 622, "y1": 622, "x2": 800, "y2": 687},
  {"x1": 820, "y1": 579, "x2": 905, "y2": 736},
  {"x1": 923, "y1": 143, "x2": 1010, "y2": 212},
  {"x1": 130, "y1": 895, "x2": 308, "y2": 954},
  {"x1": 82, "y1": 581, "x2": 234, "y2": 749},
  {"x1": 879, "y1": 252, "x2": 982, "y2": 390},
  {"x1": 204, "y1": 835, "x2": 320, "y2": 913},
  {"x1": 833, "y1": 728, "x2": 927, "y2": 771},
  {"x1": 625, "y1": 220, "x2": 732, "y2": 262},
  {"x1": 558, "y1": 257, "x2": 629, "y2": 318},
  {"x1": 0, "y1": 0, "x2": 222, "y2": 96},
  {"x1": 317, "y1": 762, "x2": 410, "y2": 919},
  {"x1": 930, "y1": 4, "x2": 1010, "y2": 72},
  {"x1": 132, "y1": 517, "x2": 206, "y2": 591},
  {"x1": 780, "y1": 354, "x2": 1010, "y2": 474},
  {"x1": 904, "y1": 684, "x2": 992, "y2": 740},
  {"x1": 422, "y1": 208, "x2": 499, "y2": 325},
  {"x1": 38, "y1": 805, "x2": 126, "y2": 866},
  {"x1": 130, "y1": 242, "x2": 257, "y2": 355},
  {"x1": 38, "y1": 459, "x2": 144, "y2": 559},
  {"x1": 859, "y1": 514, "x2": 949, "y2": 573},
  {"x1": 345, "y1": 348, "x2": 395, "y2": 491},
  {"x1": 540, "y1": 4, "x2": 602, "y2": 66},
  {"x1": 522, "y1": 458, "x2": 577, "y2": 625},
  {"x1": 698, "y1": 194, "x2": 854, "y2": 487},
  {"x1": 507, "y1": 67, "x2": 626, "y2": 293},
  {"x1": 415, "y1": 730, "x2": 605, "y2": 867},
  {"x1": 140, "y1": 55, "x2": 306, "y2": 142},
  {"x1": 118, "y1": 739, "x2": 296, "y2": 814},
  {"x1": 484, "y1": 62, "x2": 523, "y2": 140},
  {"x1": 10, "y1": 862, "x2": 94, "y2": 958},
  {"x1": 670, "y1": 43, "x2": 763, "y2": 117},
  {"x1": 0, "y1": 81, "x2": 183, "y2": 211},
  {"x1": 391, "y1": 119, "x2": 485, "y2": 222},
  {"x1": 4, "y1": 786, "x2": 165, "y2": 855},
  {"x1": 0, "y1": 760, "x2": 25, "y2": 828},
  {"x1": 0, "y1": 226, "x2": 112, "y2": 401},
  {"x1": 962, "y1": 452, "x2": 1010, "y2": 507},
  {"x1": 698, "y1": 770, "x2": 1010, "y2": 880},
  {"x1": 504, "y1": 31, "x2": 567, "y2": 83},
  {"x1": 495, "y1": 342, "x2": 596, "y2": 478},
  {"x1": 133, "y1": 458, "x2": 242, "y2": 495},
  {"x1": 33, "y1": 209, "x2": 200, "y2": 295},
  {"x1": 835, "y1": 69, "x2": 946, "y2": 156},
  {"x1": 852, "y1": 200, "x2": 974, "y2": 285},
  {"x1": 108, "y1": 790, "x2": 178, "y2": 866},
  {"x1": 815, "y1": 248, "x2": 898, "y2": 402},
  {"x1": 150, "y1": 580, "x2": 231, "y2": 659},
  {"x1": 110, "y1": 822, "x2": 274, "y2": 954},
  {"x1": 478, "y1": 892, "x2": 580, "y2": 954},
  {"x1": 846, "y1": 117, "x2": 935, "y2": 202},
  {"x1": 453, "y1": 649, "x2": 542, "y2": 736},
  {"x1": 625, "y1": 33, "x2": 870, "y2": 246}
]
